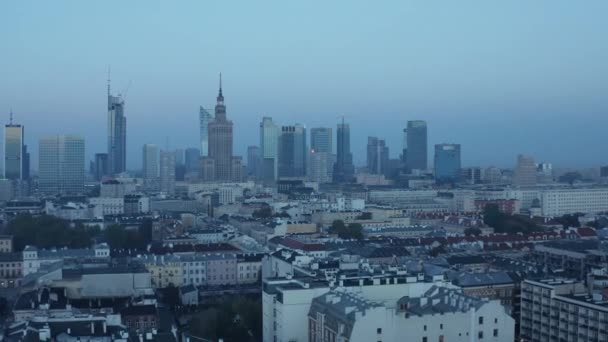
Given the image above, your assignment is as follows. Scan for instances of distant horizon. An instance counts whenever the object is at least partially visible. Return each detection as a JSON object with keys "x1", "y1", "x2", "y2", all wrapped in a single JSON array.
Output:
[{"x1": 2, "y1": 1, "x2": 607, "y2": 171}]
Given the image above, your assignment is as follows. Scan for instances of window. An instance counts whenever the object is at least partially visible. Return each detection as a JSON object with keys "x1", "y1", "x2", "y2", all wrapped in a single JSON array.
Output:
[
  {"x1": 493, "y1": 329, "x2": 498, "y2": 337},
  {"x1": 422, "y1": 338, "x2": 427, "y2": 342},
  {"x1": 478, "y1": 331, "x2": 483, "y2": 339},
  {"x1": 479, "y1": 316, "x2": 484, "y2": 325},
  {"x1": 377, "y1": 328, "x2": 382, "y2": 334},
  {"x1": 440, "y1": 324, "x2": 443, "y2": 330},
  {"x1": 494, "y1": 318, "x2": 498, "y2": 324},
  {"x1": 424, "y1": 325, "x2": 427, "y2": 331}
]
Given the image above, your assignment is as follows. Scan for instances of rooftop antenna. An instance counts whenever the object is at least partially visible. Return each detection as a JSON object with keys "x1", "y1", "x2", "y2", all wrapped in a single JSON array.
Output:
[
  {"x1": 107, "y1": 65, "x2": 111, "y2": 96},
  {"x1": 9, "y1": 108, "x2": 13, "y2": 125}
]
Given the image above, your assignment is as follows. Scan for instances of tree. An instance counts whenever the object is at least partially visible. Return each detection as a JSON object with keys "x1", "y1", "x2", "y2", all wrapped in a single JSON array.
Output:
[
  {"x1": 104, "y1": 224, "x2": 127, "y2": 250},
  {"x1": 482, "y1": 204, "x2": 541, "y2": 234},
  {"x1": 464, "y1": 227, "x2": 482, "y2": 236},
  {"x1": 329, "y1": 220, "x2": 363, "y2": 240},
  {"x1": 329, "y1": 220, "x2": 347, "y2": 236},
  {"x1": 347, "y1": 223, "x2": 364, "y2": 240},
  {"x1": 252, "y1": 206, "x2": 272, "y2": 219},
  {"x1": 7, "y1": 214, "x2": 98, "y2": 251}
]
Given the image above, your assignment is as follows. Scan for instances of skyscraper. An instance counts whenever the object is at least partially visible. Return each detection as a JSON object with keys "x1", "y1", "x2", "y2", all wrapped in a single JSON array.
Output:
[
  {"x1": 207, "y1": 74, "x2": 233, "y2": 181},
  {"x1": 4, "y1": 111, "x2": 23, "y2": 180},
  {"x1": 199, "y1": 106, "x2": 212, "y2": 156},
  {"x1": 333, "y1": 119, "x2": 354, "y2": 183},
  {"x1": 93, "y1": 153, "x2": 108, "y2": 181},
  {"x1": 434, "y1": 143, "x2": 461, "y2": 183},
  {"x1": 405, "y1": 120, "x2": 427, "y2": 172},
  {"x1": 185, "y1": 148, "x2": 201, "y2": 175},
  {"x1": 514, "y1": 154, "x2": 537, "y2": 187},
  {"x1": 39, "y1": 135, "x2": 84, "y2": 194},
  {"x1": 310, "y1": 127, "x2": 332, "y2": 153},
  {"x1": 259, "y1": 117, "x2": 280, "y2": 182},
  {"x1": 107, "y1": 77, "x2": 127, "y2": 175},
  {"x1": 142, "y1": 144, "x2": 159, "y2": 190},
  {"x1": 247, "y1": 146, "x2": 260, "y2": 179},
  {"x1": 22, "y1": 145, "x2": 30, "y2": 180},
  {"x1": 160, "y1": 150, "x2": 176, "y2": 195},
  {"x1": 366, "y1": 137, "x2": 389, "y2": 175},
  {"x1": 278, "y1": 124, "x2": 306, "y2": 178}
]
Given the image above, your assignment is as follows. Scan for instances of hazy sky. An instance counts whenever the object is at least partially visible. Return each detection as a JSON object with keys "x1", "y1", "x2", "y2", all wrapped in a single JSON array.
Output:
[{"x1": 1, "y1": 1, "x2": 607, "y2": 171}]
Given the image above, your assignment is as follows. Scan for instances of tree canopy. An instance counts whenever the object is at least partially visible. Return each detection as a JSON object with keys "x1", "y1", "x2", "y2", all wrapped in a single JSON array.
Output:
[
  {"x1": 483, "y1": 204, "x2": 541, "y2": 234},
  {"x1": 329, "y1": 220, "x2": 364, "y2": 240}
]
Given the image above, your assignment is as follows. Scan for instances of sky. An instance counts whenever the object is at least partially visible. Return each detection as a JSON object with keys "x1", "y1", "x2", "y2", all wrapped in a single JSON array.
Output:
[{"x1": 1, "y1": 1, "x2": 607, "y2": 171}]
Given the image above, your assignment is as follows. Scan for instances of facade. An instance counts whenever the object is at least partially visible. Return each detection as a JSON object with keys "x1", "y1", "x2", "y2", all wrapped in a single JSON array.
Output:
[
  {"x1": 514, "y1": 154, "x2": 537, "y2": 187},
  {"x1": 93, "y1": 153, "x2": 109, "y2": 181},
  {"x1": 278, "y1": 124, "x2": 307, "y2": 178},
  {"x1": 541, "y1": 188, "x2": 608, "y2": 216},
  {"x1": 333, "y1": 119, "x2": 354, "y2": 183},
  {"x1": 185, "y1": 147, "x2": 201, "y2": 177},
  {"x1": 38, "y1": 135, "x2": 85, "y2": 194},
  {"x1": 107, "y1": 83, "x2": 126, "y2": 175},
  {"x1": 405, "y1": 120, "x2": 428, "y2": 172},
  {"x1": 207, "y1": 75, "x2": 233, "y2": 181},
  {"x1": 247, "y1": 145, "x2": 260, "y2": 179},
  {"x1": 4, "y1": 114, "x2": 24, "y2": 180},
  {"x1": 308, "y1": 286, "x2": 514, "y2": 342},
  {"x1": 199, "y1": 106, "x2": 212, "y2": 156},
  {"x1": 200, "y1": 156, "x2": 216, "y2": 182},
  {"x1": 260, "y1": 117, "x2": 280, "y2": 182},
  {"x1": 231, "y1": 156, "x2": 243, "y2": 182},
  {"x1": 142, "y1": 144, "x2": 159, "y2": 191},
  {"x1": 310, "y1": 127, "x2": 332, "y2": 153},
  {"x1": 367, "y1": 136, "x2": 389, "y2": 175},
  {"x1": 160, "y1": 150, "x2": 176, "y2": 195},
  {"x1": 434, "y1": 143, "x2": 461, "y2": 183},
  {"x1": 520, "y1": 279, "x2": 608, "y2": 342},
  {"x1": 308, "y1": 150, "x2": 332, "y2": 183},
  {"x1": 206, "y1": 253, "x2": 237, "y2": 287},
  {"x1": 461, "y1": 167, "x2": 482, "y2": 185},
  {"x1": 237, "y1": 254, "x2": 263, "y2": 285}
]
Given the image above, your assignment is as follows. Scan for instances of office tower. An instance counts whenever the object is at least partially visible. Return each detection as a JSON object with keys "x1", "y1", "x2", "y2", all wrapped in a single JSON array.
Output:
[
  {"x1": 207, "y1": 74, "x2": 233, "y2": 181},
  {"x1": 333, "y1": 119, "x2": 354, "y2": 183},
  {"x1": 174, "y1": 148, "x2": 185, "y2": 181},
  {"x1": 259, "y1": 117, "x2": 280, "y2": 181},
  {"x1": 231, "y1": 156, "x2": 243, "y2": 182},
  {"x1": 601, "y1": 166, "x2": 608, "y2": 178},
  {"x1": 38, "y1": 135, "x2": 85, "y2": 194},
  {"x1": 484, "y1": 166, "x2": 503, "y2": 184},
  {"x1": 142, "y1": 144, "x2": 159, "y2": 190},
  {"x1": 107, "y1": 77, "x2": 127, "y2": 175},
  {"x1": 22, "y1": 145, "x2": 30, "y2": 180},
  {"x1": 200, "y1": 156, "x2": 216, "y2": 182},
  {"x1": 310, "y1": 127, "x2": 332, "y2": 153},
  {"x1": 278, "y1": 124, "x2": 306, "y2": 178},
  {"x1": 308, "y1": 149, "x2": 331, "y2": 183},
  {"x1": 159, "y1": 150, "x2": 176, "y2": 195},
  {"x1": 434, "y1": 143, "x2": 461, "y2": 183},
  {"x1": 247, "y1": 146, "x2": 260, "y2": 179},
  {"x1": 199, "y1": 106, "x2": 212, "y2": 156},
  {"x1": 405, "y1": 120, "x2": 427, "y2": 172},
  {"x1": 366, "y1": 137, "x2": 389, "y2": 175},
  {"x1": 185, "y1": 148, "x2": 201, "y2": 174},
  {"x1": 93, "y1": 153, "x2": 109, "y2": 181},
  {"x1": 461, "y1": 167, "x2": 482, "y2": 185},
  {"x1": 536, "y1": 162, "x2": 553, "y2": 183},
  {"x1": 514, "y1": 154, "x2": 537, "y2": 187},
  {"x1": 4, "y1": 112, "x2": 23, "y2": 180}
]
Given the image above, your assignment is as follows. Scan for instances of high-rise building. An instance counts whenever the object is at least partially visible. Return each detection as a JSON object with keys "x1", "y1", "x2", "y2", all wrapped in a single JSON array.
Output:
[
  {"x1": 174, "y1": 148, "x2": 185, "y2": 181},
  {"x1": 93, "y1": 153, "x2": 109, "y2": 181},
  {"x1": 310, "y1": 128, "x2": 332, "y2": 153},
  {"x1": 278, "y1": 124, "x2": 306, "y2": 178},
  {"x1": 142, "y1": 144, "x2": 159, "y2": 190},
  {"x1": 185, "y1": 148, "x2": 201, "y2": 174},
  {"x1": 366, "y1": 137, "x2": 389, "y2": 175},
  {"x1": 231, "y1": 156, "x2": 243, "y2": 182},
  {"x1": 260, "y1": 117, "x2": 280, "y2": 182},
  {"x1": 107, "y1": 78, "x2": 127, "y2": 175},
  {"x1": 333, "y1": 119, "x2": 354, "y2": 183},
  {"x1": 22, "y1": 145, "x2": 30, "y2": 180},
  {"x1": 4, "y1": 112, "x2": 23, "y2": 180},
  {"x1": 207, "y1": 74, "x2": 233, "y2": 181},
  {"x1": 514, "y1": 154, "x2": 537, "y2": 187},
  {"x1": 247, "y1": 146, "x2": 260, "y2": 179},
  {"x1": 434, "y1": 143, "x2": 461, "y2": 183},
  {"x1": 199, "y1": 106, "x2": 212, "y2": 156},
  {"x1": 484, "y1": 166, "x2": 503, "y2": 184},
  {"x1": 308, "y1": 150, "x2": 331, "y2": 183},
  {"x1": 38, "y1": 135, "x2": 85, "y2": 194},
  {"x1": 461, "y1": 167, "x2": 482, "y2": 185},
  {"x1": 405, "y1": 120, "x2": 427, "y2": 172},
  {"x1": 160, "y1": 150, "x2": 176, "y2": 195},
  {"x1": 200, "y1": 156, "x2": 216, "y2": 182}
]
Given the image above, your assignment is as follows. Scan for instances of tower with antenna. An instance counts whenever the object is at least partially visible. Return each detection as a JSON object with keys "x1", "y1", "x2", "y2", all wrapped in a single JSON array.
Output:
[
  {"x1": 4, "y1": 109, "x2": 24, "y2": 180},
  {"x1": 107, "y1": 68, "x2": 127, "y2": 175}
]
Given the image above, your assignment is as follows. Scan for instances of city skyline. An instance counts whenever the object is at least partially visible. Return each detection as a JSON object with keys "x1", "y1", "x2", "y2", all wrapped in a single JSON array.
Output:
[{"x1": 1, "y1": 1, "x2": 607, "y2": 171}]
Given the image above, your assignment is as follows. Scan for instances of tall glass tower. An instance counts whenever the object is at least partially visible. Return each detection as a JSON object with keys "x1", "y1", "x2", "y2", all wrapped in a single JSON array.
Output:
[
  {"x1": 4, "y1": 111, "x2": 23, "y2": 180},
  {"x1": 107, "y1": 78, "x2": 127, "y2": 175},
  {"x1": 405, "y1": 120, "x2": 427, "y2": 172},
  {"x1": 199, "y1": 106, "x2": 212, "y2": 156},
  {"x1": 39, "y1": 135, "x2": 85, "y2": 194}
]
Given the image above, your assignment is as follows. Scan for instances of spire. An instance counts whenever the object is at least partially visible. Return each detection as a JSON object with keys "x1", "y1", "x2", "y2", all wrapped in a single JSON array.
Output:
[
  {"x1": 9, "y1": 108, "x2": 13, "y2": 125},
  {"x1": 107, "y1": 65, "x2": 111, "y2": 96},
  {"x1": 216, "y1": 72, "x2": 224, "y2": 103}
]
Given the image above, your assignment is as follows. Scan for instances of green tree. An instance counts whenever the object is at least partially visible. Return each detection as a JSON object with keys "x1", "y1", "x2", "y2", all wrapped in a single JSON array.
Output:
[
  {"x1": 347, "y1": 223, "x2": 364, "y2": 240},
  {"x1": 7, "y1": 214, "x2": 98, "y2": 251}
]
